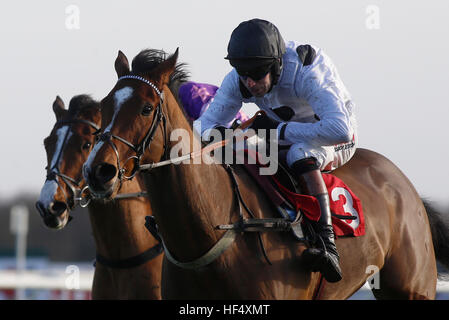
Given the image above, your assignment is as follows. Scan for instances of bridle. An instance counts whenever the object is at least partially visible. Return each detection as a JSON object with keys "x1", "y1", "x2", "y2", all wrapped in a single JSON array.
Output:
[
  {"x1": 45, "y1": 118, "x2": 100, "y2": 211},
  {"x1": 95, "y1": 75, "x2": 169, "y2": 185}
]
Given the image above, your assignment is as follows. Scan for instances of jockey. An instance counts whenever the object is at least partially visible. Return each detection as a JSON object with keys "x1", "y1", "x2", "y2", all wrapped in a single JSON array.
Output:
[{"x1": 195, "y1": 18, "x2": 358, "y2": 283}]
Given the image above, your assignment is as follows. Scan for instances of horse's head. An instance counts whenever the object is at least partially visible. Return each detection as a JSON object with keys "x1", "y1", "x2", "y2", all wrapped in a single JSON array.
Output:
[
  {"x1": 36, "y1": 95, "x2": 100, "y2": 229},
  {"x1": 84, "y1": 48, "x2": 182, "y2": 198}
]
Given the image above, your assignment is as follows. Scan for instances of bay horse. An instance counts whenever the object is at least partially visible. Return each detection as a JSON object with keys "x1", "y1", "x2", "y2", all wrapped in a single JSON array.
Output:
[
  {"x1": 84, "y1": 48, "x2": 449, "y2": 299},
  {"x1": 36, "y1": 95, "x2": 163, "y2": 299}
]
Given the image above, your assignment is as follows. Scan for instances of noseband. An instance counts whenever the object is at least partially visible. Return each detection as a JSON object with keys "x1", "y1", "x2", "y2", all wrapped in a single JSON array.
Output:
[
  {"x1": 95, "y1": 75, "x2": 169, "y2": 183},
  {"x1": 46, "y1": 118, "x2": 100, "y2": 210}
]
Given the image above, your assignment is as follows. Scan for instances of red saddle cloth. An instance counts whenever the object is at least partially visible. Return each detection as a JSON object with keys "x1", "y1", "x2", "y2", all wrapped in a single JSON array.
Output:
[
  {"x1": 272, "y1": 174, "x2": 365, "y2": 237},
  {"x1": 240, "y1": 150, "x2": 365, "y2": 237}
]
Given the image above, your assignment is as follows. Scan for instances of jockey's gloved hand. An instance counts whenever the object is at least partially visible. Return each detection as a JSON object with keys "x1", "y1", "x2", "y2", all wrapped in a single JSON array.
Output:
[
  {"x1": 250, "y1": 113, "x2": 282, "y2": 131},
  {"x1": 202, "y1": 125, "x2": 227, "y2": 147},
  {"x1": 249, "y1": 113, "x2": 289, "y2": 142}
]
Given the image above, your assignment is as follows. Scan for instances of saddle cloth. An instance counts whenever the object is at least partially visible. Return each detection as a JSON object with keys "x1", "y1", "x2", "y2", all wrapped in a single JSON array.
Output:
[{"x1": 239, "y1": 150, "x2": 365, "y2": 237}]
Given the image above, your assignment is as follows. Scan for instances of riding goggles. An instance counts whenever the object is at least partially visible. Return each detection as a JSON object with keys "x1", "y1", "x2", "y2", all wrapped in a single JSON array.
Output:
[
  {"x1": 231, "y1": 58, "x2": 275, "y2": 81},
  {"x1": 236, "y1": 62, "x2": 274, "y2": 81}
]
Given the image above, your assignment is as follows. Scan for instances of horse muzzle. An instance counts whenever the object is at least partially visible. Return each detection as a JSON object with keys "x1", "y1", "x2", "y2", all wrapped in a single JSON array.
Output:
[
  {"x1": 83, "y1": 162, "x2": 118, "y2": 199},
  {"x1": 35, "y1": 200, "x2": 70, "y2": 230}
]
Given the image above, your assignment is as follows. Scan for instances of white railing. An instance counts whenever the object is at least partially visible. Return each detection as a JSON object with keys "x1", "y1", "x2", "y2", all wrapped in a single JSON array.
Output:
[
  {"x1": 1, "y1": 267, "x2": 448, "y2": 300},
  {"x1": 0, "y1": 267, "x2": 93, "y2": 300},
  {"x1": 349, "y1": 280, "x2": 449, "y2": 299}
]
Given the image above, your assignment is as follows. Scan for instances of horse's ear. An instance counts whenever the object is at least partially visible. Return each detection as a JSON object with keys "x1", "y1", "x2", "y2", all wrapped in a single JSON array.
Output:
[
  {"x1": 52, "y1": 95, "x2": 67, "y2": 120},
  {"x1": 155, "y1": 48, "x2": 179, "y2": 85},
  {"x1": 115, "y1": 50, "x2": 130, "y2": 78}
]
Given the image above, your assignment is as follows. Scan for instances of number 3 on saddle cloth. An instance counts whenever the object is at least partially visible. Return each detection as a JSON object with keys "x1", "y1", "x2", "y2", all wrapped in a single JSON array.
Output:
[{"x1": 241, "y1": 150, "x2": 365, "y2": 238}]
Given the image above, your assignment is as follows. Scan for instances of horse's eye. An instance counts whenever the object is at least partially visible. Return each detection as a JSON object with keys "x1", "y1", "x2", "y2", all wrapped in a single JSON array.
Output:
[
  {"x1": 82, "y1": 142, "x2": 92, "y2": 150},
  {"x1": 142, "y1": 104, "x2": 153, "y2": 116}
]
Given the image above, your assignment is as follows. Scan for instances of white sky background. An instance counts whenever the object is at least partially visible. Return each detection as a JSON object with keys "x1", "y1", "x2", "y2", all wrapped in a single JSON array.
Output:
[{"x1": 0, "y1": 0, "x2": 448, "y2": 210}]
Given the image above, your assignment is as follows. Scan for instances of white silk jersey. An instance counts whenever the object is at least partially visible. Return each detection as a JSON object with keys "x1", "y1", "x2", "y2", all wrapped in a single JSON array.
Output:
[{"x1": 195, "y1": 41, "x2": 357, "y2": 149}]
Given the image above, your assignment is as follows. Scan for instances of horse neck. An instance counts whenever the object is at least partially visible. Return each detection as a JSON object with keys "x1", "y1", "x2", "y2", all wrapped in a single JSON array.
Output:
[
  {"x1": 144, "y1": 87, "x2": 236, "y2": 262},
  {"x1": 87, "y1": 175, "x2": 154, "y2": 260}
]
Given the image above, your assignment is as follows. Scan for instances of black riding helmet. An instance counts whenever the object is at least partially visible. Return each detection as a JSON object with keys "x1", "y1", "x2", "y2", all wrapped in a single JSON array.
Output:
[{"x1": 225, "y1": 19, "x2": 286, "y2": 84}]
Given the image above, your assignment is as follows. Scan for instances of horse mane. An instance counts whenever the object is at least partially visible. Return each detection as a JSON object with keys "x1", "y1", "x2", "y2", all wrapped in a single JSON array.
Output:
[
  {"x1": 131, "y1": 48, "x2": 191, "y2": 121},
  {"x1": 67, "y1": 94, "x2": 100, "y2": 118}
]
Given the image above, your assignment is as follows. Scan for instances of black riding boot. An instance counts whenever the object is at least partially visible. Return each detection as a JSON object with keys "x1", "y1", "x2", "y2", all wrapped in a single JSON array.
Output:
[{"x1": 292, "y1": 158, "x2": 342, "y2": 283}]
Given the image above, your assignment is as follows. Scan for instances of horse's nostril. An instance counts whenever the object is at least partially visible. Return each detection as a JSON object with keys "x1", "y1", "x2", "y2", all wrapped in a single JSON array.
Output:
[
  {"x1": 94, "y1": 163, "x2": 117, "y2": 185},
  {"x1": 50, "y1": 201, "x2": 68, "y2": 216}
]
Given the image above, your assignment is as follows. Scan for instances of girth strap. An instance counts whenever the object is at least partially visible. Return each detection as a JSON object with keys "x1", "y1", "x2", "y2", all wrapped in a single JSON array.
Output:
[
  {"x1": 162, "y1": 230, "x2": 238, "y2": 270},
  {"x1": 95, "y1": 243, "x2": 163, "y2": 269}
]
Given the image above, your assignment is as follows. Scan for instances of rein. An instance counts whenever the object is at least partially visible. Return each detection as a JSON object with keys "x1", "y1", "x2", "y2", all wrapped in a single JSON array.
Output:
[{"x1": 138, "y1": 110, "x2": 264, "y2": 172}]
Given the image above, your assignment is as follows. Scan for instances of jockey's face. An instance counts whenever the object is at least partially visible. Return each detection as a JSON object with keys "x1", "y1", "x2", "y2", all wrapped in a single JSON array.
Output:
[{"x1": 240, "y1": 72, "x2": 272, "y2": 98}]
